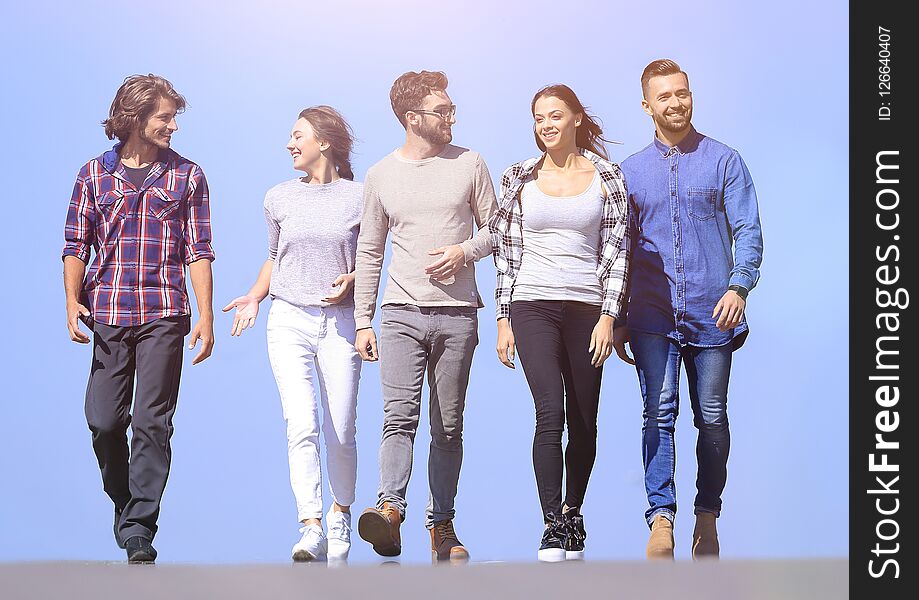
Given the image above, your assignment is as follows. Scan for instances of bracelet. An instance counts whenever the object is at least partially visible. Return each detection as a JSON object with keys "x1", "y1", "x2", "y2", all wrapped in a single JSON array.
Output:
[{"x1": 728, "y1": 285, "x2": 749, "y2": 300}]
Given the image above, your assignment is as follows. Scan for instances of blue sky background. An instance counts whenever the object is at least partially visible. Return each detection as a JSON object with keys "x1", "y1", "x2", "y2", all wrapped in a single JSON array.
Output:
[{"x1": 2, "y1": 0, "x2": 848, "y2": 563}]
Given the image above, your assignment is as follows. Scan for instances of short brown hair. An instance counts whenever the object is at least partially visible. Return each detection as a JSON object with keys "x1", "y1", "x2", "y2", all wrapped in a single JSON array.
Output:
[
  {"x1": 103, "y1": 74, "x2": 187, "y2": 142},
  {"x1": 640, "y1": 59, "x2": 689, "y2": 98},
  {"x1": 389, "y1": 70, "x2": 448, "y2": 128}
]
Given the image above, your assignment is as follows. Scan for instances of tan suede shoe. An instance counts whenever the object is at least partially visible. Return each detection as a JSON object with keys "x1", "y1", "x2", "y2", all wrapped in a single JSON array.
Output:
[
  {"x1": 646, "y1": 514, "x2": 675, "y2": 560},
  {"x1": 692, "y1": 512, "x2": 720, "y2": 560},
  {"x1": 430, "y1": 519, "x2": 469, "y2": 564},
  {"x1": 358, "y1": 502, "x2": 402, "y2": 557}
]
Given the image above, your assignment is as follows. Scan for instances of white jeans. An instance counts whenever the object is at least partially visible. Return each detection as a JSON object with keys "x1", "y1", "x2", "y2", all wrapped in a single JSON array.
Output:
[{"x1": 266, "y1": 299, "x2": 361, "y2": 521}]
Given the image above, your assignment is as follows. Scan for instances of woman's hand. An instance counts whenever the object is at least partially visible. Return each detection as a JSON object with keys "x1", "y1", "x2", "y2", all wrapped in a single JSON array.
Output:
[
  {"x1": 222, "y1": 295, "x2": 261, "y2": 336},
  {"x1": 323, "y1": 273, "x2": 355, "y2": 304},
  {"x1": 589, "y1": 314, "x2": 615, "y2": 367},
  {"x1": 496, "y1": 318, "x2": 516, "y2": 369}
]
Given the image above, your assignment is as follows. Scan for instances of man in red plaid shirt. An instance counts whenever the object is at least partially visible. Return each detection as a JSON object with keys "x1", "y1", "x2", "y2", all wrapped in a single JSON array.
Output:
[{"x1": 62, "y1": 74, "x2": 215, "y2": 564}]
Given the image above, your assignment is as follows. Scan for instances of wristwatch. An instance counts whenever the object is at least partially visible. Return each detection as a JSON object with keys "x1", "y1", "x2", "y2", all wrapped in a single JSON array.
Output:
[{"x1": 728, "y1": 285, "x2": 749, "y2": 300}]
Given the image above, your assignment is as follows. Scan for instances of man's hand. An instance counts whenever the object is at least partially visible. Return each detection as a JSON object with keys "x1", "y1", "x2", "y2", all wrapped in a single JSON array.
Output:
[
  {"x1": 189, "y1": 314, "x2": 215, "y2": 365},
  {"x1": 66, "y1": 301, "x2": 91, "y2": 344},
  {"x1": 713, "y1": 290, "x2": 746, "y2": 332},
  {"x1": 424, "y1": 245, "x2": 466, "y2": 281},
  {"x1": 355, "y1": 327, "x2": 379, "y2": 361},
  {"x1": 222, "y1": 295, "x2": 260, "y2": 337},
  {"x1": 323, "y1": 273, "x2": 355, "y2": 304},
  {"x1": 588, "y1": 314, "x2": 615, "y2": 367},
  {"x1": 496, "y1": 318, "x2": 516, "y2": 369},
  {"x1": 612, "y1": 325, "x2": 635, "y2": 365}
]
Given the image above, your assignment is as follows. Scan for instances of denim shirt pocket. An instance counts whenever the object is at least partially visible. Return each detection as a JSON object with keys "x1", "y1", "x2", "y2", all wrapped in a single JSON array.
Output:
[
  {"x1": 687, "y1": 187, "x2": 718, "y2": 221},
  {"x1": 147, "y1": 187, "x2": 184, "y2": 220}
]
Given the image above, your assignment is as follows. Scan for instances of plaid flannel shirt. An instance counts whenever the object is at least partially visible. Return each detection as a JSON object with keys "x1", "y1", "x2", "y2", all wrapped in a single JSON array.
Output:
[
  {"x1": 488, "y1": 149, "x2": 630, "y2": 321},
  {"x1": 62, "y1": 144, "x2": 215, "y2": 326}
]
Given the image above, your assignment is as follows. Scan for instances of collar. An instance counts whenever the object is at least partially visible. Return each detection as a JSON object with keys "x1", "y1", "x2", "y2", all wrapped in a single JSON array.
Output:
[
  {"x1": 652, "y1": 126, "x2": 702, "y2": 157},
  {"x1": 100, "y1": 142, "x2": 174, "y2": 174},
  {"x1": 513, "y1": 147, "x2": 615, "y2": 185}
]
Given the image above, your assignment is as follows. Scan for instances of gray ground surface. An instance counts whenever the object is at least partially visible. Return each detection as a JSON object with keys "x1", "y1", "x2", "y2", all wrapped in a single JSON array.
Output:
[{"x1": 1, "y1": 559, "x2": 848, "y2": 599}]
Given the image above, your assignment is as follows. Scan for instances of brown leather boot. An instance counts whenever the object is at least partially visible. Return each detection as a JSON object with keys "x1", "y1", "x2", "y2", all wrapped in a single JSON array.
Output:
[
  {"x1": 692, "y1": 512, "x2": 720, "y2": 560},
  {"x1": 358, "y1": 502, "x2": 402, "y2": 557},
  {"x1": 430, "y1": 519, "x2": 469, "y2": 564},
  {"x1": 646, "y1": 514, "x2": 674, "y2": 560}
]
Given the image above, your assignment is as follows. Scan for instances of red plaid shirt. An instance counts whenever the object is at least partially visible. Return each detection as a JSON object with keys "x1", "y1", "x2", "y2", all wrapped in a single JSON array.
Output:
[{"x1": 62, "y1": 144, "x2": 215, "y2": 326}]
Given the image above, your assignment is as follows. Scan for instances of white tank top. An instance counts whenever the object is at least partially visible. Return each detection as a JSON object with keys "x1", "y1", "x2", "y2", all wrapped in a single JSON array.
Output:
[{"x1": 512, "y1": 171, "x2": 604, "y2": 305}]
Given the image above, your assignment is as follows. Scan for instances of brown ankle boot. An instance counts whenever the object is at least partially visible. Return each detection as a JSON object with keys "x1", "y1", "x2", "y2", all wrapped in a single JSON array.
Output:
[
  {"x1": 358, "y1": 502, "x2": 402, "y2": 557},
  {"x1": 692, "y1": 513, "x2": 719, "y2": 560},
  {"x1": 430, "y1": 519, "x2": 469, "y2": 564},
  {"x1": 646, "y1": 514, "x2": 674, "y2": 560}
]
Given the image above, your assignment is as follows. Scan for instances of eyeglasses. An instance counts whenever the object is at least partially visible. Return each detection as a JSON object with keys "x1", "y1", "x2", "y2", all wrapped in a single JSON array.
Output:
[{"x1": 408, "y1": 105, "x2": 456, "y2": 120}]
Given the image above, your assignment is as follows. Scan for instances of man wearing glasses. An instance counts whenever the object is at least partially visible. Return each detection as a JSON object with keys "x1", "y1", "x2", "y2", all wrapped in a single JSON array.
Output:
[{"x1": 353, "y1": 70, "x2": 497, "y2": 563}]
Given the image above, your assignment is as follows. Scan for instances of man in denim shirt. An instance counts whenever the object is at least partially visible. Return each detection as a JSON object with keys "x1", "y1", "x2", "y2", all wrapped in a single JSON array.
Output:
[{"x1": 613, "y1": 59, "x2": 764, "y2": 561}]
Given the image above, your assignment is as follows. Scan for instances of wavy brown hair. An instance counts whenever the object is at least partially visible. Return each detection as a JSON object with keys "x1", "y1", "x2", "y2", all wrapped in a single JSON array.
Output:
[
  {"x1": 389, "y1": 70, "x2": 448, "y2": 128},
  {"x1": 531, "y1": 84, "x2": 610, "y2": 160},
  {"x1": 102, "y1": 74, "x2": 186, "y2": 142},
  {"x1": 299, "y1": 105, "x2": 356, "y2": 180}
]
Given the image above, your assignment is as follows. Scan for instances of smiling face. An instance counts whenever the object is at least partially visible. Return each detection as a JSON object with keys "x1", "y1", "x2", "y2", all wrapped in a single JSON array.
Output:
[
  {"x1": 642, "y1": 72, "x2": 693, "y2": 136},
  {"x1": 286, "y1": 117, "x2": 327, "y2": 172},
  {"x1": 137, "y1": 97, "x2": 179, "y2": 149},
  {"x1": 533, "y1": 94, "x2": 581, "y2": 152},
  {"x1": 412, "y1": 89, "x2": 455, "y2": 145}
]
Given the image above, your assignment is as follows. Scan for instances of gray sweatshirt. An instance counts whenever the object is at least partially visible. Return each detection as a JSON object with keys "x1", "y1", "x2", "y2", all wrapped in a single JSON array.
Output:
[
  {"x1": 264, "y1": 177, "x2": 363, "y2": 308},
  {"x1": 353, "y1": 145, "x2": 497, "y2": 329}
]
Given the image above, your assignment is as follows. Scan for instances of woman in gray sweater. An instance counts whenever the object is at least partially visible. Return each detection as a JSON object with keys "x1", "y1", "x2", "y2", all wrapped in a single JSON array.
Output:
[{"x1": 223, "y1": 106, "x2": 363, "y2": 562}]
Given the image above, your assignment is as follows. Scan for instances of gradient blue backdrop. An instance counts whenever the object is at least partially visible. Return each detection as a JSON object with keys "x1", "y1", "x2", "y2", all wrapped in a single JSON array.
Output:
[{"x1": 2, "y1": 0, "x2": 848, "y2": 564}]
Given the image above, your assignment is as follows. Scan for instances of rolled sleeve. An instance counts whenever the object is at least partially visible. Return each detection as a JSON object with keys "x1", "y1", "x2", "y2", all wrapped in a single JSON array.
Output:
[
  {"x1": 62, "y1": 174, "x2": 95, "y2": 263},
  {"x1": 184, "y1": 165, "x2": 216, "y2": 264},
  {"x1": 724, "y1": 151, "x2": 763, "y2": 292}
]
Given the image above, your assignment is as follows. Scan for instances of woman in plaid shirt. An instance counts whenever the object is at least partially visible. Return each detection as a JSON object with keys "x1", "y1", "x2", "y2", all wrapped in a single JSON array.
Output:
[{"x1": 488, "y1": 85, "x2": 630, "y2": 562}]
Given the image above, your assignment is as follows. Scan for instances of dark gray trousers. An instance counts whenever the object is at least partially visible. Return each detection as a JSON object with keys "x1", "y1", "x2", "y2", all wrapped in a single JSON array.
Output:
[{"x1": 84, "y1": 315, "x2": 189, "y2": 542}]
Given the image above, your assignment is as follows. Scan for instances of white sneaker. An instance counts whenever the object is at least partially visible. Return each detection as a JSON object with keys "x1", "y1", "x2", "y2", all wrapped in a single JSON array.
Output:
[
  {"x1": 292, "y1": 524, "x2": 327, "y2": 562},
  {"x1": 326, "y1": 508, "x2": 352, "y2": 561}
]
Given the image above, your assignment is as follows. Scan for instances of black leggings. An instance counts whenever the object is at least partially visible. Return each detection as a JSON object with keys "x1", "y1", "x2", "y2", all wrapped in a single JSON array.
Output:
[{"x1": 511, "y1": 300, "x2": 603, "y2": 521}]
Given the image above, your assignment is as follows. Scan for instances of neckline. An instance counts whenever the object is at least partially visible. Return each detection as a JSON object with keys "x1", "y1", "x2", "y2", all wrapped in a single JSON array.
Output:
[{"x1": 530, "y1": 170, "x2": 599, "y2": 199}]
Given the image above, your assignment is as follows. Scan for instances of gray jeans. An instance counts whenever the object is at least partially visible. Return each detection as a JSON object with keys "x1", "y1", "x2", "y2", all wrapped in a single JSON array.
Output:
[{"x1": 376, "y1": 304, "x2": 478, "y2": 528}]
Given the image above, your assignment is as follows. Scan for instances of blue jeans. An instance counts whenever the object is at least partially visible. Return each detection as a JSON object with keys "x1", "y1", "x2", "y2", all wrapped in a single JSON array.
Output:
[{"x1": 630, "y1": 331, "x2": 732, "y2": 526}]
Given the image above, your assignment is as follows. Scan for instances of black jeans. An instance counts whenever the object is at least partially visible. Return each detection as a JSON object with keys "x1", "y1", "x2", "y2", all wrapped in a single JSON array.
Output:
[
  {"x1": 84, "y1": 315, "x2": 189, "y2": 541},
  {"x1": 511, "y1": 301, "x2": 603, "y2": 521}
]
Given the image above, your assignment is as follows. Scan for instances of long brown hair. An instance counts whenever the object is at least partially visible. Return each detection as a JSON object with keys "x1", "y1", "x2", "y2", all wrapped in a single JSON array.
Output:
[
  {"x1": 299, "y1": 105, "x2": 355, "y2": 180},
  {"x1": 103, "y1": 74, "x2": 186, "y2": 142},
  {"x1": 531, "y1": 84, "x2": 610, "y2": 160}
]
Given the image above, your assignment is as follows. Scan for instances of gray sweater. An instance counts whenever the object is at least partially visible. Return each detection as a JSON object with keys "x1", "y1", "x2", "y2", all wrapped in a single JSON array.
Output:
[
  {"x1": 264, "y1": 177, "x2": 363, "y2": 308},
  {"x1": 353, "y1": 145, "x2": 497, "y2": 329}
]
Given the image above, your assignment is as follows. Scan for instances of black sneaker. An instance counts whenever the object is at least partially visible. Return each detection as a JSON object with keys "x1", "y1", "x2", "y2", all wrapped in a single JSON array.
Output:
[
  {"x1": 537, "y1": 514, "x2": 566, "y2": 562},
  {"x1": 114, "y1": 506, "x2": 125, "y2": 549},
  {"x1": 125, "y1": 536, "x2": 157, "y2": 564},
  {"x1": 563, "y1": 508, "x2": 587, "y2": 560}
]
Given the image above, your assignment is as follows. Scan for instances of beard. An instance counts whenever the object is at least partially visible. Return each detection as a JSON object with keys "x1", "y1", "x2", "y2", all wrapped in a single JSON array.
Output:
[
  {"x1": 654, "y1": 106, "x2": 693, "y2": 134},
  {"x1": 139, "y1": 126, "x2": 171, "y2": 149},
  {"x1": 418, "y1": 119, "x2": 452, "y2": 145}
]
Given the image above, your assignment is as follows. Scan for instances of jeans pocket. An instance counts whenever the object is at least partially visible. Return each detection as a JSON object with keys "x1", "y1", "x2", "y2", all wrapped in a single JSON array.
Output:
[{"x1": 688, "y1": 187, "x2": 717, "y2": 221}]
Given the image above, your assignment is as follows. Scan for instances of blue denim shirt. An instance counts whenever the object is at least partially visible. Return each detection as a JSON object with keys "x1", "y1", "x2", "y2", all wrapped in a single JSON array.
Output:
[{"x1": 620, "y1": 128, "x2": 763, "y2": 349}]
